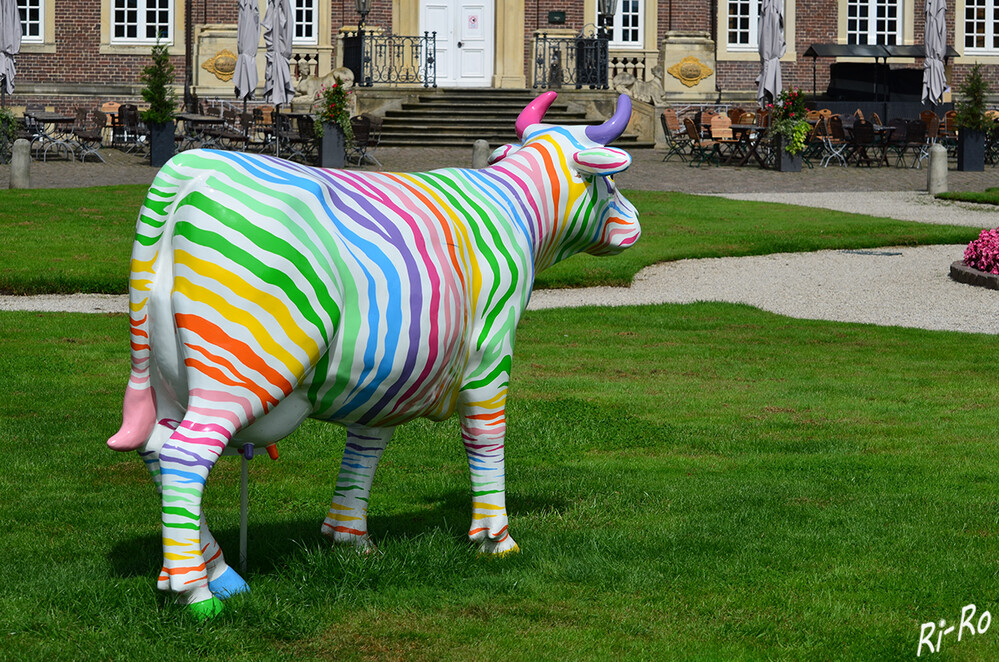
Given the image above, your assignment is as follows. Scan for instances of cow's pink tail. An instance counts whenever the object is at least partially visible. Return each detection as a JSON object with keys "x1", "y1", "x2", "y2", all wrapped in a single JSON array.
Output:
[{"x1": 108, "y1": 194, "x2": 166, "y2": 452}]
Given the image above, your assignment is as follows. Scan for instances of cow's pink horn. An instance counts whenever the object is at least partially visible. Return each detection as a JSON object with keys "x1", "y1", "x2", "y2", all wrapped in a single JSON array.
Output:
[
  {"x1": 516, "y1": 91, "x2": 558, "y2": 140},
  {"x1": 585, "y1": 94, "x2": 632, "y2": 145}
]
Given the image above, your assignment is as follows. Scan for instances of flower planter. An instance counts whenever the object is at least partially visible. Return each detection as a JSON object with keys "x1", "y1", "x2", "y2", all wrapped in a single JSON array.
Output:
[
  {"x1": 319, "y1": 122, "x2": 346, "y2": 168},
  {"x1": 148, "y1": 121, "x2": 175, "y2": 168},
  {"x1": 957, "y1": 129, "x2": 985, "y2": 172},
  {"x1": 950, "y1": 260, "x2": 999, "y2": 290},
  {"x1": 774, "y1": 135, "x2": 802, "y2": 172}
]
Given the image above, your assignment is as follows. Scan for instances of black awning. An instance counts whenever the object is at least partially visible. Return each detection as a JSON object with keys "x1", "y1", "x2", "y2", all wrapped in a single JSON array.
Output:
[
  {"x1": 805, "y1": 43, "x2": 961, "y2": 59},
  {"x1": 882, "y1": 44, "x2": 961, "y2": 58},
  {"x1": 804, "y1": 44, "x2": 889, "y2": 58}
]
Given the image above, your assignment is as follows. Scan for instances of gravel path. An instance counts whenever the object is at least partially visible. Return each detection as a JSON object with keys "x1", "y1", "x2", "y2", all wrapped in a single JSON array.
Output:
[{"x1": 3, "y1": 190, "x2": 997, "y2": 335}]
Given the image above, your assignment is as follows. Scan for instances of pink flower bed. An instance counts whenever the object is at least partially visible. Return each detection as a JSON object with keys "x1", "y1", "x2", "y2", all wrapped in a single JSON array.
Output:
[{"x1": 964, "y1": 228, "x2": 999, "y2": 275}]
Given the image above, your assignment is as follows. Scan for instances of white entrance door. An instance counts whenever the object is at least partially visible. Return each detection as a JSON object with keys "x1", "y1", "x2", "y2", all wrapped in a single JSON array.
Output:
[{"x1": 421, "y1": 0, "x2": 494, "y2": 87}]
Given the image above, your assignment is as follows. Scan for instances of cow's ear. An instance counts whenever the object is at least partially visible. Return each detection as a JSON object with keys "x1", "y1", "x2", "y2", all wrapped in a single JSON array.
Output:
[
  {"x1": 572, "y1": 147, "x2": 632, "y2": 176},
  {"x1": 488, "y1": 144, "x2": 519, "y2": 164}
]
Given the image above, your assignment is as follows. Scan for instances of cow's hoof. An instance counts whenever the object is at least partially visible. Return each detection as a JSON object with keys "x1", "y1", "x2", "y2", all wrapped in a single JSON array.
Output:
[
  {"x1": 187, "y1": 597, "x2": 225, "y2": 621},
  {"x1": 477, "y1": 538, "x2": 520, "y2": 558},
  {"x1": 208, "y1": 567, "x2": 249, "y2": 599}
]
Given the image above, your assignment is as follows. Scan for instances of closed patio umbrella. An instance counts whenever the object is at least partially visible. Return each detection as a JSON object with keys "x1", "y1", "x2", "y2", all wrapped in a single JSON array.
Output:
[
  {"x1": 922, "y1": 0, "x2": 948, "y2": 106},
  {"x1": 0, "y1": 0, "x2": 22, "y2": 106},
  {"x1": 234, "y1": 0, "x2": 259, "y2": 106},
  {"x1": 262, "y1": 0, "x2": 294, "y2": 107},
  {"x1": 756, "y1": 0, "x2": 785, "y2": 107}
]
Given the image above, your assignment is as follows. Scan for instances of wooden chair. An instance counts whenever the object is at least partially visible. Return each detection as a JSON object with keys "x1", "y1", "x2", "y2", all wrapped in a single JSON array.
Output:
[
  {"x1": 659, "y1": 108, "x2": 690, "y2": 163},
  {"x1": 709, "y1": 114, "x2": 741, "y2": 162},
  {"x1": 727, "y1": 107, "x2": 744, "y2": 123},
  {"x1": 683, "y1": 117, "x2": 720, "y2": 167},
  {"x1": 893, "y1": 119, "x2": 927, "y2": 168},
  {"x1": 848, "y1": 120, "x2": 877, "y2": 167}
]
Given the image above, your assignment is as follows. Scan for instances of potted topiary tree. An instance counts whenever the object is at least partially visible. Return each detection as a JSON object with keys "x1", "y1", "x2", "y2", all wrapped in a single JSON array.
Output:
[
  {"x1": 955, "y1": 62, "x2": 991, "y2": 172},
  {"x1": 140, "y1": 42, "x2": 177, "y2": 168}
]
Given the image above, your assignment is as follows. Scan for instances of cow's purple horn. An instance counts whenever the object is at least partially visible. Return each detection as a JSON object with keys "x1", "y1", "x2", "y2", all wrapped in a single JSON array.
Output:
[
  {"x1": 516, "y1": 91, "x2": 558, "y2": 140},
  {"x1": 585, "y1": 94, "x2": 632, "y2": 145}
]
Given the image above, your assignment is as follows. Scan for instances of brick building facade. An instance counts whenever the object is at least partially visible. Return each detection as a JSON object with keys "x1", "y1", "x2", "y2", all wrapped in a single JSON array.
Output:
[{"x1": 7, "y1": 0, "x2": 997, "y2": 113}]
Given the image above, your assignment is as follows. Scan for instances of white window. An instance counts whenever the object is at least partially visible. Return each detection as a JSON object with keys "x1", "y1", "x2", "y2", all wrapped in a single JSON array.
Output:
[
  {"x1": 112, "y1": 0, "x2": 173, "y2": 43},
  {"x1": 600, "y1": 0, "x2": 644, "y2": 48},
  {"x1": 293, "y1": 0, "x2": 315, "y2": 45},
  {"x1": 728, "y1": 0, "x2": 761, "y2": 51},
  {"x1": 965, "y1": 0, "x2": 999, "y2": 53},
  {"x1": 847, "y1": 0, "x2": 901, "y2": 45},
  {"x1": 17, "y1": 0, "x2": 43, "y2": 43}
]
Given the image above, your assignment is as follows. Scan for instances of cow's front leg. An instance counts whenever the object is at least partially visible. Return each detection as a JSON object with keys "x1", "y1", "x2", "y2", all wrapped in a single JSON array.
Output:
[
  {"x1": 460, "y1": 387, "x2": 519, "y2": 556},
  {"x1": 321, "y1": 425, "x2": 393, "y2": 552}
]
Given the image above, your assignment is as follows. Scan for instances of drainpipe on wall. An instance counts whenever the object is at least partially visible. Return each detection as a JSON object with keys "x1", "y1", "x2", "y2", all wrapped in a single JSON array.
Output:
[{"x1": 711, "y1": 0, "x2": 721, "y2": 102}]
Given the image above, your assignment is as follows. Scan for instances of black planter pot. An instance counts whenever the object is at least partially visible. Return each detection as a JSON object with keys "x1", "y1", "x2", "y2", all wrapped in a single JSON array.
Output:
[
  {"x1": 775, "y1": 135, "x2": 802, "y2": 172},
  {"x1": 957, "y1": 129, "x2": 985, "y2": 172},
  {"x1": 319, "y1": 122, "x2": 346, "y2": 168},
  {"x1": 148, "y1": 121, "x2": 175, "y2": 168}
]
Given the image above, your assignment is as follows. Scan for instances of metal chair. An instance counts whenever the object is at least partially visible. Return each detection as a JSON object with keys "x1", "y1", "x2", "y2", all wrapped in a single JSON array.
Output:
[
  {"x1": 659, "y1": 108, "x2": 689, "y2": 163},
  {"x1": 72, "y1": 108, "x2": 107, "y2": 163},
  {"x1": 683, "y1": 117, "x2": 720, "y2": 167},
  {"x1": 820, "y1": 116, "x2": 849, "y2": 167}
]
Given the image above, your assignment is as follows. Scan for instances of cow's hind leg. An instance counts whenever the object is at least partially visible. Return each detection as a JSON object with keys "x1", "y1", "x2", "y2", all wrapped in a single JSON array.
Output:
[
  {"x1": 460, "y1": 388, "x2": 519, "y2": 556},
  {"x1": 155, "y1": 413, "x2": 238, "y2": 619},
  {"x1": 321, "y1": 425, "x2": 392, "y2": 551},
  {"x1": 140, "y1": 421, "x2": 249, "y2": 600}
]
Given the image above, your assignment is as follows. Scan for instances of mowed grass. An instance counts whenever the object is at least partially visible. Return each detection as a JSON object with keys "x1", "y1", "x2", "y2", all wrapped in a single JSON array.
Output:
[
  {"x1": 938, "y1": 186, "x2": 999, "y2": 207},
  {"x1": 3, "y1": 306, "x2": 999, "y2": 660},
  {"x1": 0, "y1": 185, "x2": 981, "y2": 294}
]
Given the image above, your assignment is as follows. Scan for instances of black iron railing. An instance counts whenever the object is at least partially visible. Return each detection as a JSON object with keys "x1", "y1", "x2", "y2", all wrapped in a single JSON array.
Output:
[
  {"x1": 533, "y1": 33, "x2": 609, "y2": 90},
  {"x1": 343, "y1": 32, "x2": 436, "y2": 88}
]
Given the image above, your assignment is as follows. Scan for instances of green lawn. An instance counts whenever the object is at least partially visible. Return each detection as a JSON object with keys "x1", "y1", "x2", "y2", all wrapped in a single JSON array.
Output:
[
  {"x1": 0, "y1": 186, "x2": 981, "y2": 293},
  {"x1": 2, "y1": 306, "x2": 998, "y2": 660},
  {"x1": 1, "y1": 184, "x2": 995, "y2": 660},
  {"x1": 938, "y1": 187, "x2": 999, "y2": 207}
]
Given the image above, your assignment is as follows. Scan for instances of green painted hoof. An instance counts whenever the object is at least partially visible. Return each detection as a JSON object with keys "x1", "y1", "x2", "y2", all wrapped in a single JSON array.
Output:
[{"x1": 187, "y1": 596, "x2": 225, "y2": 621}]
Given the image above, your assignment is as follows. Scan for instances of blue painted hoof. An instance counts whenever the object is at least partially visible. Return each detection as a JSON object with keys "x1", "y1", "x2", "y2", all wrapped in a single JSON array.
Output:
[{"x1": 208, "y1": 567, "x2": 249, "y2": 599}]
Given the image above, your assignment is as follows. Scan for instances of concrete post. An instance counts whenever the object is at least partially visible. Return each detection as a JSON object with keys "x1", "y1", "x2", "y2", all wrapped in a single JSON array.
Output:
[
  {"x1": 9, "y1": 138, "x2": 30, "y2": 189},
  {"x1": 472, "y1": 139, "x2": 490, "y2": 169},
  {"x1": 927, "y1": 143, "x2": 948, "y2": 196}
]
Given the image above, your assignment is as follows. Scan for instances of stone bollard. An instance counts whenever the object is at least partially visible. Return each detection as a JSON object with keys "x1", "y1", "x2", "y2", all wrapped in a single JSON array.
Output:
[
  {"x1": 472, "y1": 139, "x2": 490, "y2": 169},
  {"x1": 10, "y1": 138, "x2": 31, "y2": 189},
  {"x1": 927, "y1": 142, "x2": 948, "y2": 196}
]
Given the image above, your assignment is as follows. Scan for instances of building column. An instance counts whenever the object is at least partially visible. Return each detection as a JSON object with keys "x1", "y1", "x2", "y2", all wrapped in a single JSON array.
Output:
[{"x1": 493, "y1": 0, "x2": 526, "y2": 88}]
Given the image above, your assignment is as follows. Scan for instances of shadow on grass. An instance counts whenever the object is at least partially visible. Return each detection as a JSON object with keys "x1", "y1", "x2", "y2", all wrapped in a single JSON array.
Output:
[{"x1": 108, "y1": 488, "x2": 569, "y2": 578}]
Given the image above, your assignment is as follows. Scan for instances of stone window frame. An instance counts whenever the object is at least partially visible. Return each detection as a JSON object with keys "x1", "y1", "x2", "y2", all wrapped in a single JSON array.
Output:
[
  {"x1": 17, "y1": 0, "x2": 55, "y2": 54},
  {"x1": 717, "y1": 0, "x2": 797, "y2": 61},
  {"x1": 961, "y1": 0, "x2": 999, "y2": 55},
  {"x1": 293, "y1": 0, "x2": 317, "y2": 45},
  {"x1": 600, "y1": 0, "x2": 644, "y2": 48},
  {"x1": 845, "y1": 0, "x2": 903, "y2": 44},
  {"x1": 99, "y1": 0, "x2": 186, "y2": 55},
  {"x1": 110, "y1": 0, "x2": 175, "y2": 45}
]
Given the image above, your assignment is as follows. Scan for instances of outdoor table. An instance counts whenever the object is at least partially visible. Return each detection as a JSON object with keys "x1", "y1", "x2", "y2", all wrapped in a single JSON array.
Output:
[
  {"x1": 730, "y1": 123, "x2": 770, "y2": 168},
  {"x1": 26, "y1": 111, "x2": 77, "y2": 161},
  {"x1": 176, "y1": 112, "x2": 225, "y2": 150}
]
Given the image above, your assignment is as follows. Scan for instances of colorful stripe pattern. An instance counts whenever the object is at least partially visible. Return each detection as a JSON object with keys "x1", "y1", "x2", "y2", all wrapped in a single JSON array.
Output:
[{"x1": 108, "y1": 93, "x2": 640, "y2": 610}]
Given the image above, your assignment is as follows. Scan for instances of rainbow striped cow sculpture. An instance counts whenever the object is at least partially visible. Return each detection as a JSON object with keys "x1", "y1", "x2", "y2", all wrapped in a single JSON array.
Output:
[{"x1": 108, "y1": 91, "x2": 640, "y2": 618}]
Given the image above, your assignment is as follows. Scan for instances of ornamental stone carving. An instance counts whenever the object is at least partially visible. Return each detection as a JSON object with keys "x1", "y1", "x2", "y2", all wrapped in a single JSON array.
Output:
[
  {"x1": 202, "y1": 49, "x2": 238, "y2": 82},
  {"x1": 667, "y1": 56, "x2": 713, "y2": 88}
]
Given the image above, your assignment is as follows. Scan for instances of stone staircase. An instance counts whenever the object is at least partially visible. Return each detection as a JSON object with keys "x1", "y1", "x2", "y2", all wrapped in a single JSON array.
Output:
[{"x1": 377, "y1": 88, "x2": 649, "y2": 147}]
